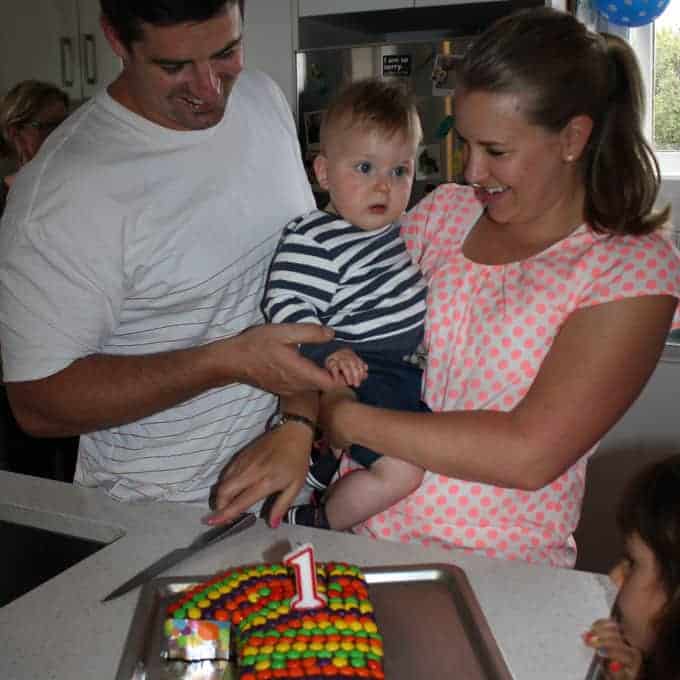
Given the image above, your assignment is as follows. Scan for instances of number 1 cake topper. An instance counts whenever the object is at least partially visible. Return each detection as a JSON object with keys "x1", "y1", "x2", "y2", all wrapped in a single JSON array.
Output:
[{"x1": 283, "y1": 542, "x2": 327, "y2": 610}]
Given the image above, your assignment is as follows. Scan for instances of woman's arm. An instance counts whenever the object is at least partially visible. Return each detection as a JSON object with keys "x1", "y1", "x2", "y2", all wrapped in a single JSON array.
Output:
[
  {"x1": 206, "y1": 389, "x2": 320, "y2": 526},
  {"x1": 323, "y1": 294, "x2": 677, "y2": 490}
]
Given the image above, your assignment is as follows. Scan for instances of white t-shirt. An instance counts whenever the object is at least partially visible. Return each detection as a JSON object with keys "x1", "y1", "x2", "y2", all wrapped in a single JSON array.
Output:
[{"x1": 0, "y1": 70, "x2": 315, "y2": 503}]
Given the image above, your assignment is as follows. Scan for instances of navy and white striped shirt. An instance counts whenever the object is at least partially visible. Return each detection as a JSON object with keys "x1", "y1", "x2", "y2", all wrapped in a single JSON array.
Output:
[{"x1": 263, "y1": 210, "x2": 427, "y2": 361}]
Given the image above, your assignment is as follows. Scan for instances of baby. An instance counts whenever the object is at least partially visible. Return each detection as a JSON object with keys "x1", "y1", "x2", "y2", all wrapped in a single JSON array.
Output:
[
  {"x1": 263, "y1": 78, "x2": 428, "y2": 531},
  {"x1": 583, "y1": 454, "x2": 680, "y2": 679}
]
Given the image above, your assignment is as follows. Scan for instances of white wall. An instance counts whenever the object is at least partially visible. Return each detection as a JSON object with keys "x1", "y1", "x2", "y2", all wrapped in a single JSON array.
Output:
[{"x1": 575, "y1": 349, "x2": 680, "y2": 573}]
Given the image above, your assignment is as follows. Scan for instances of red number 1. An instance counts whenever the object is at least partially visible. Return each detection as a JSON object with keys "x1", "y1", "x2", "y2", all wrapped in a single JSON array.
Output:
[{"x1": 283, "y1": 543, "x2": 327, "y2": 611}]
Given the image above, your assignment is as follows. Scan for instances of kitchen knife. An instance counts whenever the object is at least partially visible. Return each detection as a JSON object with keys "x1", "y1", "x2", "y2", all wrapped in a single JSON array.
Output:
[{"x1": 101, "y1": 511, "x2": 256, "y2": 602}]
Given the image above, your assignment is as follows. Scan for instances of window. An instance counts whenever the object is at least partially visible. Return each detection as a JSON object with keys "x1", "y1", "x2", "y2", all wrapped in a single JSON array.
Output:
[
  {"x1": 626, "y1": 5, "x2": 680, "y2": 347},
  {"x1": 629, "y1": 0, "x2": 680, "y2": 177}
]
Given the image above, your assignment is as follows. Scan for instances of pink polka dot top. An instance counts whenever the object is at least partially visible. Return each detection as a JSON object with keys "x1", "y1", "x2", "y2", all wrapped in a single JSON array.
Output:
[{"x1": 345, "y1": 183, "x2": 680, "y2": 567}]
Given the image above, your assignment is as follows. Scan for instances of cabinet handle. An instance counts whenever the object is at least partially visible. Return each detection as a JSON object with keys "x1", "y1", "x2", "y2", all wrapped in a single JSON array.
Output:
[
  {"x1": 83, "y1": 34, "x2": 98, "y2": 85},
  {"x1": 59, "y1": 37, "x2": 75, "y2": 88}
]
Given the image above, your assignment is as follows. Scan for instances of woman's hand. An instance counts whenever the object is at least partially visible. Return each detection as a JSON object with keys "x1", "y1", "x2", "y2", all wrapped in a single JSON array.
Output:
[
  {"x1": 318, "y1": 387, "x2": 357, "y2": 451},
  {"x1": 583, "y1": 619, "x2": 643, "y2": 679},
  {"x1": 204, "y1": 423, "x2": 312, "y2": 528}
]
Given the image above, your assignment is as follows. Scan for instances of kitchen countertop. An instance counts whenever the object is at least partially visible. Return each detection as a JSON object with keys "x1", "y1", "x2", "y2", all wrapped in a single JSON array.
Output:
[{"x1": 0, "y1": 471, "x2": 613, "y2": 680}]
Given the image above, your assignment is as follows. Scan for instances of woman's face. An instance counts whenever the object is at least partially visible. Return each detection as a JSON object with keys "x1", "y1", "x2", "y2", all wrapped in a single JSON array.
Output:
[
  {"x1": 454, "y1": 88, "x2": 580, "y2": 232},
  {"x1": 609, "y1": 532, "x2": 668, "y2": 653},
  {"x1": 12, "y1": 98, "x2": 68, "y2": 166}
]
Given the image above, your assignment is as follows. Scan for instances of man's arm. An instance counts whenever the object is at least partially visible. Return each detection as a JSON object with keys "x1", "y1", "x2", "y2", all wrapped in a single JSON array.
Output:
[{"x1": 7, "y1": 323, "x2": 335, "y2": 437}]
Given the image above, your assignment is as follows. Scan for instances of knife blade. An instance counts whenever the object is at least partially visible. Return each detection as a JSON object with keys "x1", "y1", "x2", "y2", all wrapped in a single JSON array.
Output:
[{"x1": 101, "y1": 511, "x2": 256, "y2": 602}]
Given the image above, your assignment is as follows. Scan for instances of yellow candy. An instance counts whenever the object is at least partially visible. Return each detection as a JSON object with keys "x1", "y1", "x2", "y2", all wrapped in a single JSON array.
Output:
[
  {"x1": 253, "y1": 616, "x2": 267, "y2": 625},
  {"x1": 326, "y1": 642, "x2": 340, "y2": 652},
  {"x1": 255, "y1": 661, "x2": 271, "y2": 671},
  {"x1": 275, "y1": 643, "x2": 290, "y2": 653},
  {"x1": 332, "y1": 657, "x2": 348, "y2": 668},
  {"x1": 187, "y1": 608, "x2": 201, "y2": 620},
  {"x1": 310, "y1": 642, "x2": 323, "y2": 651},
  {"x1": 319, "y1": 621, "x2": 330, "y2": 629},
  {"x1": 356, "y1": 642, "x2": 369, "y2": 653},
  {"x1": 277, "y1": 606, "x2": 290, "y2": 615},
  {"x1": 341, "y1": 641, "x2": 354, "y2": 651},
  {"x1": 197, "y1": 599, "x2": 211, "y2": 608},
  {"x1": 292, "y1": 642, "x2": 307, "y2": 652},
  {"x1": 248, "y1": 593, "x2": 259, "y2": 603},
  {"x1": 360, "y1": 603, "x2": 373, "y2": 614},
  {"x1": 364, "y1": 622, "x2": 377, "y2": 633},
  {"x1": 302, "y1": 621, "x2": 315, "y2": 630},
  {"x1": 243, "y1": 646, "x2": 258, "y2": 657},
  {"x1": 349, "y1": 622, "x2": 362, "y2": 632},
  {"x1": 335, "y1": 621, "x2": 347, "y2": 630},
  {"x1": 329, "y1": 603, "x2": 342, "y2": 610}
]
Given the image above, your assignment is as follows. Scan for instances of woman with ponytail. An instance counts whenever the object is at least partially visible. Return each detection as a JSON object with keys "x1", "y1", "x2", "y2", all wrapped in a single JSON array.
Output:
[{"x1": 299, "y1": 7, "x2": 680, "y2": 567}]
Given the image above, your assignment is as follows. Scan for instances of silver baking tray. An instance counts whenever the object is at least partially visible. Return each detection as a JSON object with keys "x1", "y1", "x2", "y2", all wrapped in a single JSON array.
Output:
[{"x1": 115, "y1": 563, "x2": 513, "y2": 680}]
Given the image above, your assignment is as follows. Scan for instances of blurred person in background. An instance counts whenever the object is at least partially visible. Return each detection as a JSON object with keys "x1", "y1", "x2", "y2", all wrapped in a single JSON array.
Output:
[
  {"x1": 0, "y1": 80, "x2": 69, "y2": 214},
  {"x1": 0, "y1": 79, "x2": 76, "y2": 479}
]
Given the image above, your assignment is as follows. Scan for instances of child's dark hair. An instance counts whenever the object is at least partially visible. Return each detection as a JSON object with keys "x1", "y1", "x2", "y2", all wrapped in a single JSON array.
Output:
[
  {"x1": 320, "y1": 78, "x2": 422, "y2": 152},
  {"x1": 618, "y1": 454, "x2": 680, "y2": 679}
]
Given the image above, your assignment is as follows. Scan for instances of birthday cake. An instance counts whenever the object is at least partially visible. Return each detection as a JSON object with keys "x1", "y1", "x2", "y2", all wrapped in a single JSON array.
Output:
[{"x1": 162, "y1": 546, "x2": 384, "y2": 679}]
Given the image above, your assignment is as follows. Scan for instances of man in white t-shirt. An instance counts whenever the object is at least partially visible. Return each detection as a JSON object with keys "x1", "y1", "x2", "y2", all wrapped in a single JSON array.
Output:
[{"x1": 0, "y1": 0, "x2": 334, "y2": 525}]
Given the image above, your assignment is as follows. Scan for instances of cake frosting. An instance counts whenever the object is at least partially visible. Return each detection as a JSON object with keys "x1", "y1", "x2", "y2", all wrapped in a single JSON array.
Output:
[{"x1": 162, "y1": 561, "x2": 385, "y2": 679}]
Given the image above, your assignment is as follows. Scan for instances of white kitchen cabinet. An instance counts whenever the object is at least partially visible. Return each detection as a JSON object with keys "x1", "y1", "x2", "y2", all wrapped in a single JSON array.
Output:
[
  {"x1": 298, "y1": 0, "x2": 412, "y2": 17},
  {"x1": 0, "y1": 0, "x2": 120, "y2": 101},
  {"x1": 244, "y1": 0, "x2": 297, "y2": 112}
]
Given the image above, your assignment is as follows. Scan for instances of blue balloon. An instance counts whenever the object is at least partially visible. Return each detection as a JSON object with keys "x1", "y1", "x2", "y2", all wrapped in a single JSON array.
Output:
[{"x1": 595, "y1": 0, "x2": 670, "y2": 27}]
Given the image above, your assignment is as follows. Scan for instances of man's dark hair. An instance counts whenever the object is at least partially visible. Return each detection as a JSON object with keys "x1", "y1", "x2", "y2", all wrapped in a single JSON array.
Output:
[{"x1": 100, "y1": 0, "x2": 243, "y2": 49}]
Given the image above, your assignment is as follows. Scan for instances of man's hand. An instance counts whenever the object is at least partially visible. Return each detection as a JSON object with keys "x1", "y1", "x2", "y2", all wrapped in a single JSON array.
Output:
[
  {"x1": 325, "y1": 348, "x2": 368, "y2": 388},
  {"x1": 224, "y1": 323, "x2": 336, "y2": 395},
  {"x1": 203, "y1": 422, "x2": 312, "y2": 527}
]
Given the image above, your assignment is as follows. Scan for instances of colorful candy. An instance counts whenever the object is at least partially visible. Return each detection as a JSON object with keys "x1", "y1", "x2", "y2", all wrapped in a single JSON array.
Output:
[{"x1": 162, "y1": 561, "x2": 384, "y2": 678}]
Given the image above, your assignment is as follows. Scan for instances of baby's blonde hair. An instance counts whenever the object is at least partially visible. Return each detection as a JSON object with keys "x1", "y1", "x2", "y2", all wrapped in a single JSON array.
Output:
[{"x1": 320, "y1": 78, "x2": 422, "y2": 154}]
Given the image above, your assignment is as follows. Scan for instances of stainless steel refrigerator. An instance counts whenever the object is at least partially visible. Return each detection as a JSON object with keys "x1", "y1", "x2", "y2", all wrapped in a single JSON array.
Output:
[{"x1": 296, "y1": 38, "x2": 472, "y2": 207}]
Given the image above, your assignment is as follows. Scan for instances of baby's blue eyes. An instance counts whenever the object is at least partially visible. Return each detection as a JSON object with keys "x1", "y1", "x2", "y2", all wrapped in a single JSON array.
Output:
[{"x1": 354, "y1": 163, "x2": 409, "y2": 177}]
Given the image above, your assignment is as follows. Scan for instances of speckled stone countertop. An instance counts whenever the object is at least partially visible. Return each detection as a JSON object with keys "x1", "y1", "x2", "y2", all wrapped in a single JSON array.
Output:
[{"x1": 0, "y1": 471, "x2": 614, "y2": 680}]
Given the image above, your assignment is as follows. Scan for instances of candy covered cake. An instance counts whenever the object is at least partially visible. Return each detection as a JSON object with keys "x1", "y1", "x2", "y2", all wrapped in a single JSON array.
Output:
[{"x1": 162, "y1": 559, "x2": 385, "y2": 679}]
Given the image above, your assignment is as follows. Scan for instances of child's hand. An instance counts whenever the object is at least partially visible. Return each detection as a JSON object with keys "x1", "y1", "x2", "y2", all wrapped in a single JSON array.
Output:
[
  {"x1": 583, "y1": 619, "x2": 643, "y2": 679},
  {"x1": 324, "y1": 348, "x2": 368, "y2": 388}
]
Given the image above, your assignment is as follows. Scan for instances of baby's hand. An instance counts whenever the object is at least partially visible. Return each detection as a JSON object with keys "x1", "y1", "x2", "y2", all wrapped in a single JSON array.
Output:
[
  {"x1": 583, "y1": 619, "x2": 643, "y2": 679},
  {"x1": 324, "y1": 349, "x2": 368, "y2": 388}
]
